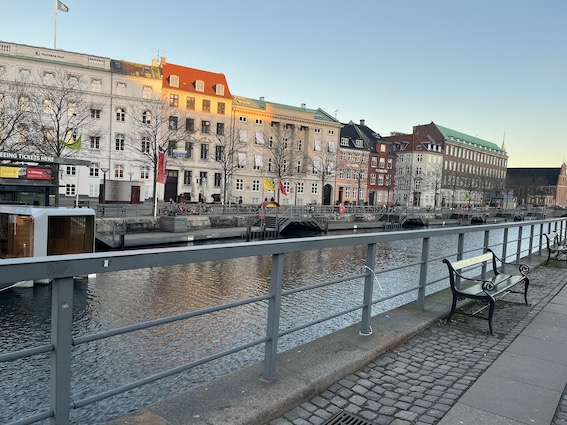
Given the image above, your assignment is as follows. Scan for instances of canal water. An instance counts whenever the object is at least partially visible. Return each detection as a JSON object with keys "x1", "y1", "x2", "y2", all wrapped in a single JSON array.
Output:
[{"x1": 0, "y1": 226, "x2": 529, "y2": 424}]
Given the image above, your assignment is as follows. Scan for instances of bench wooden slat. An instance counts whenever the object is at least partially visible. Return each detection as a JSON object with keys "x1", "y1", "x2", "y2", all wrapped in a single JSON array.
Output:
[{"x1": 450, "y1": 252, "x2": 493, "y2": 271}]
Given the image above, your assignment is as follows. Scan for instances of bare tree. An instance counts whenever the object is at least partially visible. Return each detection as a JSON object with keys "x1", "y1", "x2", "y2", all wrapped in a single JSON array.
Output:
[
  {"x1": 307, "y1": 142, "x2": 337, "y2": 204},
  {"x1": 261, "y1": 124, "x2": 297, "y2": 203},
  {"x1": 130, "y1": 95, "x2": 193, "y2": 216},
  {"x1": 210, "y1": 122, "x2": 244, "y2": 209},
  {"x1": 0, "y1": 71, "x2": 32, "y2": 150},
  {"x1": 26, "y1": 69, "x2": 97, "y2": 205}
]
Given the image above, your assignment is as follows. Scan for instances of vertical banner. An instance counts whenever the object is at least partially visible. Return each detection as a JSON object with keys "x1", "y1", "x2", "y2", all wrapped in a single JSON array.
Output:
[{"x1": 157, "y1": 151, "x2": 167, "y2": 184}]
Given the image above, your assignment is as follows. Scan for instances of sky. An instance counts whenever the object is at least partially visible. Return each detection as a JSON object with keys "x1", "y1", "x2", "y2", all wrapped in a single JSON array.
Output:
[{"x1": 1, "y1": 0, "x2": 565, "y2": 168}]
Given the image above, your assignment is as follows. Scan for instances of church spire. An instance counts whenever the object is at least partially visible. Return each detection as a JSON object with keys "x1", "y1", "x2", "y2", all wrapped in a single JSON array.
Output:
[{"x1": 501, "y1": 131, "x2": 507, "y2": 152}]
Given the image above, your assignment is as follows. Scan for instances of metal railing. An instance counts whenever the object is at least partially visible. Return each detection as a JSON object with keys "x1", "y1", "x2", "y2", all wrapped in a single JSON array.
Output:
[{"x1": 1, "y1": 218, "x2": 566, "y2": 424}]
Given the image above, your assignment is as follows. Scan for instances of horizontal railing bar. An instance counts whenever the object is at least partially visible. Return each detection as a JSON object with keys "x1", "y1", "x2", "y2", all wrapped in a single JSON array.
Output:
[
  {"x1": 279, "y1": 303, "x2": 365, "y2": 338},
  {"x1": 372, "y1": 284, "x2": 421, "y2": 306},
  {"x1": 7, "y1": 409, "x2": 53, "y2": 425},
  {"x1": 376, "y1": 260, "x2": 423, "y2": 276},
  {"x1": 1, "y1": 218, "x2": 563, "y2": 286},
  {"x1": 72, "y1": 335, "x2": 268, "y2": 409},
  {"x1": 282, "y1": 273, "x2": 366, "y2": 296},
  {"x1": 0, "y1": 344, "x2": 52, "y2": 362},
  {"x1": 73, "y1": 293, "x2": 271, "y2": 345}
]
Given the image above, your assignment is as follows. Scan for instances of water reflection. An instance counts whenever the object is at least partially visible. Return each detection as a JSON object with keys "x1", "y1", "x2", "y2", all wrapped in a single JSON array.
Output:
[{"x1": 0, "y1": 226, "x2": 533, "y2": 424}]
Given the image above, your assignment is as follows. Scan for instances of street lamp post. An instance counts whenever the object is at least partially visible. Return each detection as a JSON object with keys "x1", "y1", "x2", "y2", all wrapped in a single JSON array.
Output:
[{"x1": 101, "y1": 168, "x2": 109, "y2": 205}]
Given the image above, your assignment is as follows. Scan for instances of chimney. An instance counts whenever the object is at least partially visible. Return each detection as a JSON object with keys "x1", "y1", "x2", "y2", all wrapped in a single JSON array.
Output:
[
  {"x1": 151, "y1": 59, "x2": 158, "y2": 67},
  {"x1": 160, "y1": 56, "x2": 166, "y2": 66},
  {"x1": 260, "y1": 96, "x2": 264, "y2": 101},
  {"x1": 360, "y1": 119, "x2": 365, "y2": 126},
  {"x1": 301, "y1": 103, "x2": 306, "y2": 109}
]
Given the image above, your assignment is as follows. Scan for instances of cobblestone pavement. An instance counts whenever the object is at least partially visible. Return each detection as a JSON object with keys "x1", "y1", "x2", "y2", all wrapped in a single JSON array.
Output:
[{"x1": 269, "y1": 262, "x2": 567, "y2": 425}]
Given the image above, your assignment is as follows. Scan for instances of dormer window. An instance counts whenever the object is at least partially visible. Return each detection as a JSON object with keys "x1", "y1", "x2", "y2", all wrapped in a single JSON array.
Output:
[
  {"x1": 215, "y1": 84, "x2": 225, "y2": 96},
  {"x1": 169, "y1": 75, "x2": 179, "y2": 88},
  {"x1": 340, "y1": 137, "x2": 349, "y2": 147},
  {"x1": 195, "y1": 80, "x2": 204, "y2": 92},
  {"x1": 354, "y1": 139, "x2": 363, "y2": 148}
]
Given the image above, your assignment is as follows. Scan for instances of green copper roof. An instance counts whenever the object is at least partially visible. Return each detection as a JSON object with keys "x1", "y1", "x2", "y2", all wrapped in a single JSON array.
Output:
[
  {"x1": 436, "y1": 124, "x2": 504, "y2": 153},
  {"x1": 233, "y1": 96, "x2": 338, "y2": 123}
]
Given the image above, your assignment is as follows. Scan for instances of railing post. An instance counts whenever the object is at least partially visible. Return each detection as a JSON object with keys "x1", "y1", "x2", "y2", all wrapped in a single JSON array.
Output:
[
  {"x1": 456, "y1": 233, "x2": 465, "y2": 287},
  {"x1": 360, "y1": 243, "x2": 377, "y2": 335},
  {"x1": 482, "y1": 230, "x2": 490, "y2": 279},
  {"x1": 528, "y1": 224, "x2": 535, "y2": 261},
  {"x1": 502, "y1": 228, "x2": 509, "y2": 273},
  {"x1": 51, "y1": 277, "x2": 74, "y2": 425},
  {"x1": 262, "y1": 253, "x2": 284, "y2": 382},
  {"x1": 417, "y1": 237, "x2": 430, "y2": 310},
  {"x1": 516, "y1": 226, "x2": 523, "y2": 262},
  {"x1": 538, "y1": 223, "x2": 544, "y2": 256}
]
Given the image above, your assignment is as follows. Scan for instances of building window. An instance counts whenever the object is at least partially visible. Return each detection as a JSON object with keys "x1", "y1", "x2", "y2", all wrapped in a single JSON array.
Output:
[
  {"x1": 200, "y1": 144, "x2": 209, "y2": 160},
  {"x1": 140, "y1": 166, "x2": 150, "y2": 179},
  {"x1": 169, "y1": 116, "x2": 178, "y2": 130},
  {"x1": 89, "y1": 136, "x2": 100, "y2": 149},
  {"x1": 65, "y1": 184, "x2": 76, "y2": 196},
  {"x1": 371, "y1": 157, "x2": 377, "y2": 168},
  {"x1": 311, "y1": 183, "x2": 318, "y2": 194},
  {"x1": 185, "y1": 142, "x2": 193, "y2": 158},
  {"x1": 184, "y1": 170, "x2": 192, "y2": 185},
  {"x1": 340, "y1": 137, "x2": 349, "y2": 147},
  {"x1": 214, "y1": 173, "x2": 221, "y2": 187},
  {"x1": 370, "y1": 174, "x2": 376, "y2": 185},
  {"x1": 297, "y1": 140, "x2": 302, "y2": 151},
  {"x1": 186, "y1": 118, "x2": 195, "y2": 132},
  {"x1": 169, "y1": 75, "x2": 179, "y2": 87},
  {"x1": 252, "y1": 179, "x2": 260, "y2": 192},
  {"x1": 116, "y1": 82, "x2": 126, "y2": 96},
  {"x1": 417, "y1": 154, "x2": 423, "y2": 162},
  {"x1": 195, "y1": 80, "x2": 204, "y2": 92},
  {"x1": 114, "y1": 164, "x2": 124, "y2": 178},
  {"x1": 115, "y1": 134, "x2": 125, "y2": 150},
  {"x1": 216, "y1": 122, "x2": 224, "y2": 135},
  {"x1": 66, "y1": 165, "x2": 76, "y2": 176},
  {"x1": 215, "y1": 84, "x2": 224, "y2": 95},
  {"x1": 90, "y1": 163, "x2": 99, "y2": 177},
  {"x1": 387, "y1": 158, "x2": 393, "y2": 169},
  {"x1": 169, "y1": 94, "x2": 179, "y2": 107},
  {"x1": 186, "y1": 96, "x2": 195, "y2": 110},
  {"x1": 90, "y1": 109, "x2": 101, "y2": 119},
  {"x1": 201, "y1": 120, "x2": 210, "y2": 133},
  {"x1": 91, "y1": 79, "x2": 102, "y2": 92},
  {"x1": 296, "y1": 182, "x2": 304, "y2": 194},
  {"x1": 142, "y1": 86, "x2": 152, "y2": 99},
  {"x1": 235, "y1": 178, "x2": 244, "y2": 191},
  {"x1": 217, "y1": 102, "x2": 225, "y2": 115},
  {"x1": 215, "y1": 146, "x2": 224, "y2": 161},
  {"x1": 239, "y1": 116, "x2": 247, "y2": 122},
  {"x1": 296, "y1": 160, "x2": 301, "y2": 173},
  {"x1": 142, "y1": 111, "x2": 151, "y2": 124},
  {"x1": 255, "y1": 119, "x2": 263, "y2": 125},
  {"x1": 314, "y1": 128, "x2": 321, "y2": 134},
  {"x1": 141, "y1": 136, "x2": 151, "y2": 153},
  {"x1": 379, "y1": 158, "x2": 385, "y2": 168},
  {"x1": 202, "y1": 99, "x2": 211, "y2": 112},
  {"x1": 116, "y1": 108, "x2": 125, "y2": 122},
  {"x1": 167, "y1": 140, "x2": 177, "y2": 156},
  {"x1": 378, "y1": 174, "x2": 384, "y2": 185}
]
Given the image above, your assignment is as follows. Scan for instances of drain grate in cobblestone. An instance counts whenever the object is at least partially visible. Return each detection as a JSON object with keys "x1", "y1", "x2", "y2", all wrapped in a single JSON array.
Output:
[{"x1": 322, "y1": 411, "x2": 374, "y2": 425}]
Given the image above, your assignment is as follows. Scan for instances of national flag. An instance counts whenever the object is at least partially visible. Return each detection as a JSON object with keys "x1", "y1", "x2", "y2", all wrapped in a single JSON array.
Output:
[
  {"x1": 58, "y1": 134, "x2": 81, "y2": 150},
  {"x1": 278, "y1": 179, "x2": 287, "y2": 195},
  {"x1": 263, "y1": 177, "x2": 275, "y2": 191},
  {"x1": 57, "y1": 1, "x2": 69, "y2": 12},
  {"x1": 157, "y1": 151, "x2": 167, "y2": 184}
]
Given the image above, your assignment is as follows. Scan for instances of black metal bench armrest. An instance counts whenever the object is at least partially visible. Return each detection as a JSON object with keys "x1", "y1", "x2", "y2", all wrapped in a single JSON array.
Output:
[{"x1": 486, "y1": 249, "x2": 530, "y2": 276}]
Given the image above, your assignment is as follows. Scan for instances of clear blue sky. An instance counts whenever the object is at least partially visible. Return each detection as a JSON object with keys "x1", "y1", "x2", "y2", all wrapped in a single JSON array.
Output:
[{"x1": 1, "y1": 0, "x2": 565, "y2": 167}]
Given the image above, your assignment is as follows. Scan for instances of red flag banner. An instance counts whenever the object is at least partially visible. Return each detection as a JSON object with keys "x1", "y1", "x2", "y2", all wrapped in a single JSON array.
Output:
[
  {"x1": 157, "y1": 151, "x2": 167, "y2": 184},
  {"x1": 278, "y1": 179, "x2": 287, "y2": 195}
]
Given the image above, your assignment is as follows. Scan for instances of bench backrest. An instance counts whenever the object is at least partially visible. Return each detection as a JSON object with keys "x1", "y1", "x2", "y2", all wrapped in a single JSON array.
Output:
[
  {"x1": 443, "y1": 251, "x2": 497, "y2": 289},
  {"x1": 545, "y1": 232, "x2": 560, "y2": 248}
]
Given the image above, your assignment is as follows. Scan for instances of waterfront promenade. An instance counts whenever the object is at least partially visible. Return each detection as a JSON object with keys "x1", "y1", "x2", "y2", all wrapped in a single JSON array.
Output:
[{"x1": 108, "y1": 255, "x2": 567, "y2": 425}]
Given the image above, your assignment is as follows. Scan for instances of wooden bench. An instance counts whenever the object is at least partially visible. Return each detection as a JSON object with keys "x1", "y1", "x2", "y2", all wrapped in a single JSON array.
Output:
[
  {"x1": 544, "y1": 231, "x2": 567, "y2": 264},
  {"x1": 443, "y1": 249, "x2": 530, "y2": 334}
]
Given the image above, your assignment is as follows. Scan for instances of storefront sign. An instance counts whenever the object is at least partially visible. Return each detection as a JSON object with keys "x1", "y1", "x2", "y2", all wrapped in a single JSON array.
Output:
[{"x1": 0, "y1": 152, "x2": 55, "y2": 163}]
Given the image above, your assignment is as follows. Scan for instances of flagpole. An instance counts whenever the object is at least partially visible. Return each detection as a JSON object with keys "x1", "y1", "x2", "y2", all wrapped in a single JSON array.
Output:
[{"x1": 54, "y1": 0, "x2": 58, "y2": 49}]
